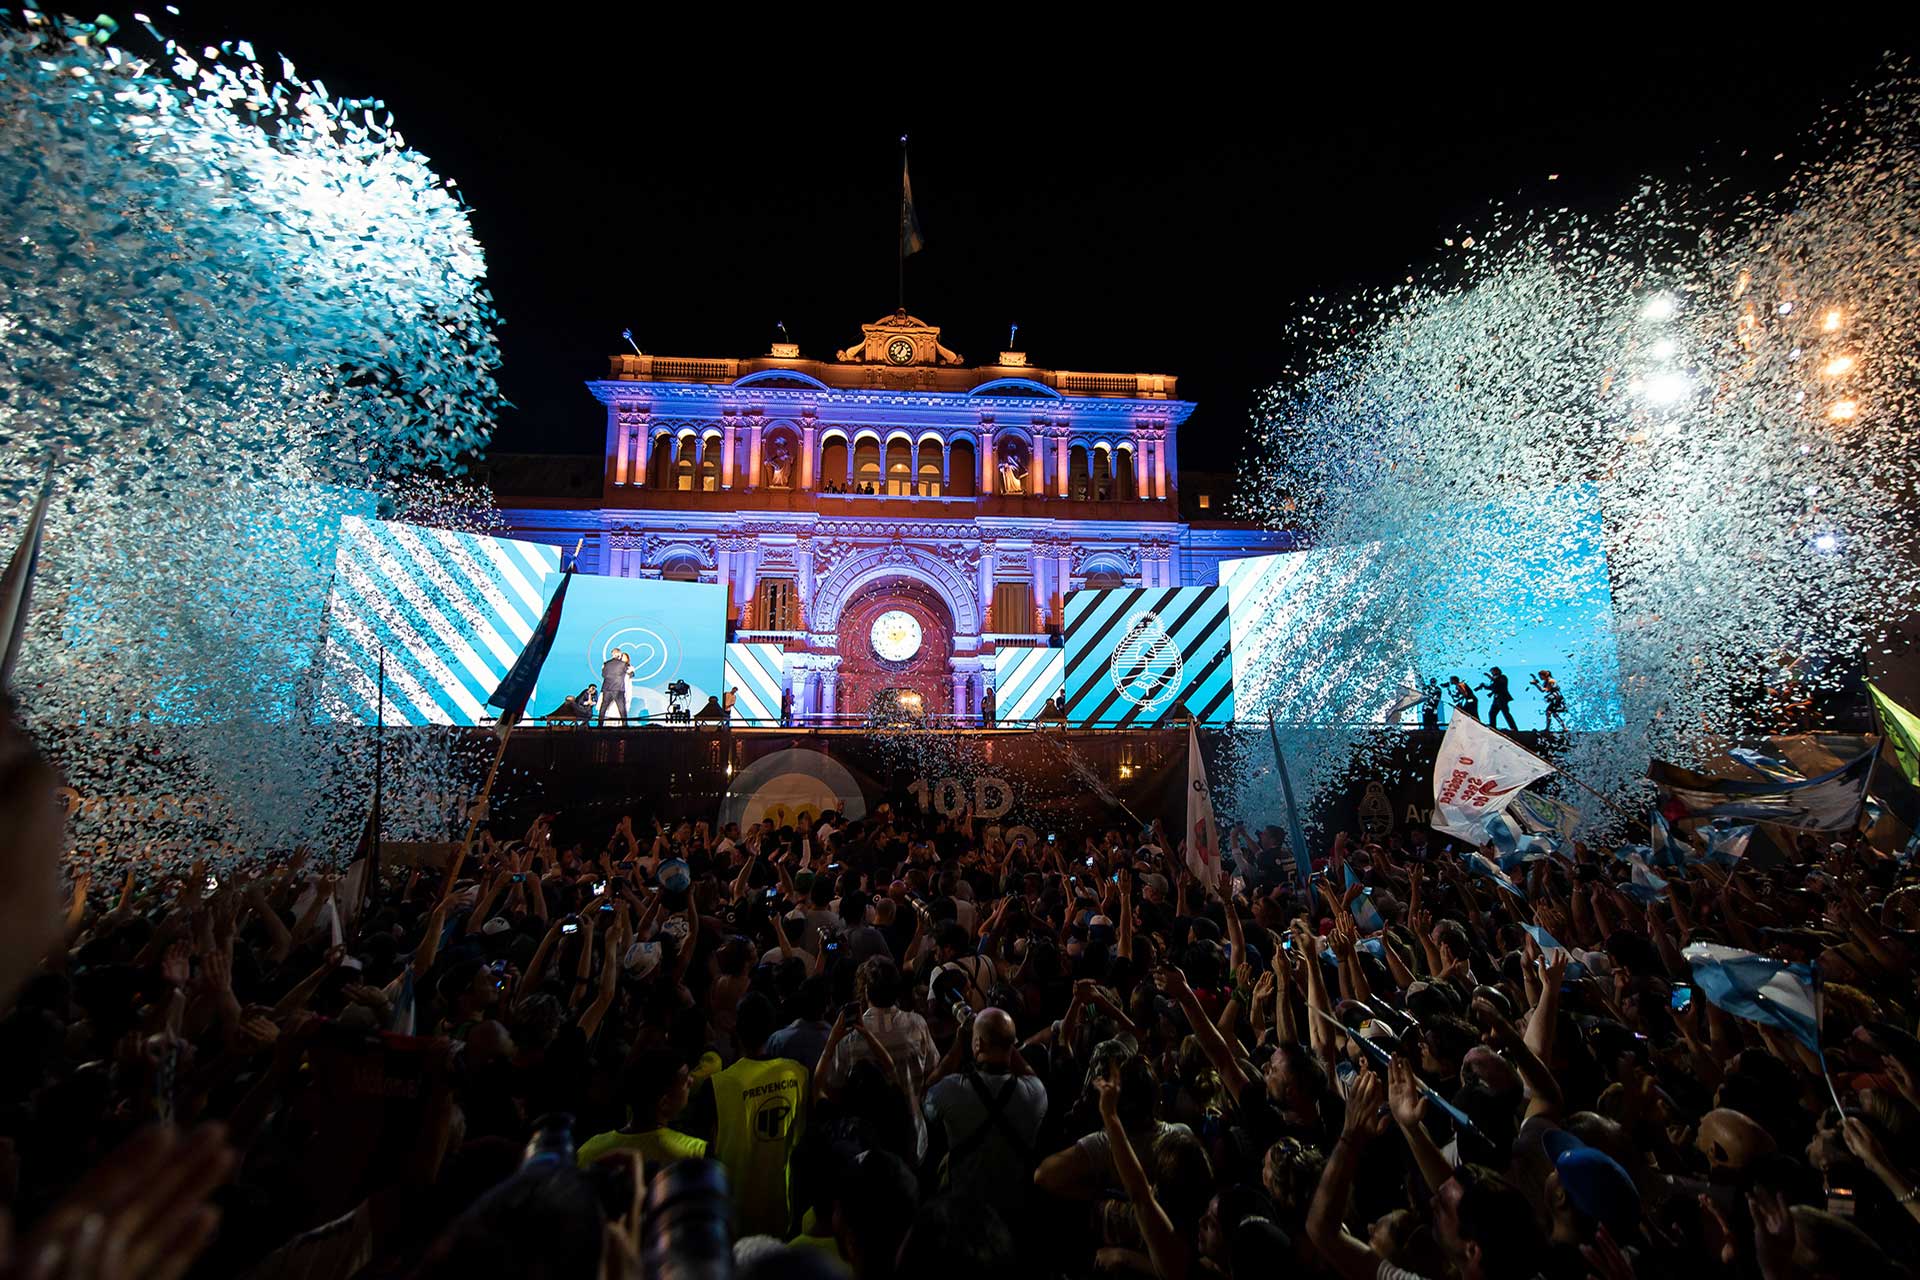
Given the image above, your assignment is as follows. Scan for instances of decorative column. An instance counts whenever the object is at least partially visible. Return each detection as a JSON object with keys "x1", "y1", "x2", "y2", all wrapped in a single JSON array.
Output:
[
  {"x1": 821, "y1": 658, "x2": 840, "y2": 722},
  {"x1": 1055, "y1": 428, "x2": 1069, "y2": 498},
  {"x1": 1134, "y1": 430, "x2": 1148, "y2": 497},
  {"x1": 941, "y1": 440, "x2": 951, "y2": 491},
  {"x1": 1057, "y1": 542, "x2": 1073, "y2": 619},
  {"x1": 1030, "y1": 544, "x2": 1051, "y2": 630},
  {"x1": 950, "y1": 670, "x2": 967, "y2": 721},
  {"x1": 746, "y1": 421, "x2": 764, "y2": 490},
  {"x1": 980, "y1": 428, "x2": 995, "y2": 492},
  {"x1": 736, "y1": 538, "x2": 760, "y2": 624},
  {"x1": 801, "y1": 422, "x2": 816, "y2": 490},
  {"x1": 977, "y1": 539, "x2": 997, "y2": 631},
  {"x1": 1153, "y1": 430, "x2": 1168, "y2": 499},
  {"x1": 721, "y1": 422, "x2": 736, "y2": 489},
  {"x1": 795, "y1": 534, "x2": 815, "y2": 629},
  {"x1": 715, "y1": 539, "x2": 735, "y2": 614},
  {"x1": 629, "y1": 417, "x2": 647, "y2": 487}
]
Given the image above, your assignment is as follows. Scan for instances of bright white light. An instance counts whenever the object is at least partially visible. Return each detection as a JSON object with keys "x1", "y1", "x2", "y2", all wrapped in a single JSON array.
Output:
[
  {"x1": 1829, "y1": 399, "x2": 1859, "y2": 421},
  {"x1": 1813, "y1": 532, "x2": 1839, "y2": 553},
  {"x1": 1822, "y1": 354, "x2": 1855, "y2": 377},
  {"x1": 1641, "y1": 371, "x2": 1690, "y2": 405},
  {"x1": 1642, "y1": 294, "x2": 1679, "y2": 321},
  {"x1": 1777, "y1": 301, "x2": 1794, "y2": 315},
  {"x1": 1823, "y1": 309, "x2": 1843, "y2": 331},
  {"x1": 1650, "y1": 338, "x2": 1677, "y2": 360}
]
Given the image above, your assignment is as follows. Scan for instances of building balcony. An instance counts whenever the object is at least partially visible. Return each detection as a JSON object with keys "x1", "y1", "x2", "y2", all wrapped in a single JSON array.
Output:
[{"x1": 571, "y1": 485, "x2": 1181, "y2": 523}]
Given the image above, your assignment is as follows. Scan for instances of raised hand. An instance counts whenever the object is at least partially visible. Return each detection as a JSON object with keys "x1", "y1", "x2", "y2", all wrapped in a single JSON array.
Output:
[
  {"x1": 7, "y1": 1123, "x2": 233, "y2": 1280},
  {"x1": 1387, "y1": 1056, "x2": 1428, "y2": 1130},
  {"x1": 1342, "y1": 1066, "x2": 1391, "y2": 1140}
]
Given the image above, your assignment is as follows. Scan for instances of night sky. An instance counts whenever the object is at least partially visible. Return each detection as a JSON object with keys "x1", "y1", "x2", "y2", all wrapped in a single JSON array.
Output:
[{"x1": 144, "y1": 11, "x2": 1904, "y2": 468}]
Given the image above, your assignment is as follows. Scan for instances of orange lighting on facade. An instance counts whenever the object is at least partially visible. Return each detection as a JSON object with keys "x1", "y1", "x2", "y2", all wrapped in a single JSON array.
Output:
[
  {"x1": 1828, "y1": 400, "x2": 1858, "y2": 421},
  {"x1": 1822, "y1": 355, "x2": 1856, "y2": 377},
  {"x1": 1823, "y1": 309, "x2": 1843, "y2": 332}
]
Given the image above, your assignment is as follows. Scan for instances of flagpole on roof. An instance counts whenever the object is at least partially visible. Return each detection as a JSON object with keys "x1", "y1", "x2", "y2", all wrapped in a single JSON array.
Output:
[{"x1": 898, "y1": 135, "x2": 908, "y2": 312}]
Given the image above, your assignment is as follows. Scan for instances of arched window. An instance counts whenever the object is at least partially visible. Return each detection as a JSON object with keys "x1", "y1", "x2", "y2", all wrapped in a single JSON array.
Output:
[
  {"x1": 1115, "y1": 446, "x2": 1136, "y2": 500},
  {"x1": 698, "y1": 433, "x2": 721, "y2": 492},
  {"x1": 1068, "y1": 445, "x2": 1090, "y2": 500},
  {"x1": 820, "y1": 436, "x2": 849, "y2": 491},
  {"x1": 916, "y1": 438, "x2": 942, "y2": 497},
  {"x1": 647, "y1": 434, "x2": 673, "y2": 489},
  {"x1": 1091, "y1": 447, "x2": 1113, "y2": 501},
  {"x1": 885, "y1": 438, "x2": 913, "y2": 496},
  {"x1": 948, "y1": 439, "x2": 977, "y2": 497},
  {"x1": 674, "y1": 436, "x2": 696, "y2": 491},
  {"x1": 854, "y1": 438, "x2": 881, "y2": 492},
  {"x1": 661, "y1": 554, "x2": 702, "y2": 582}
]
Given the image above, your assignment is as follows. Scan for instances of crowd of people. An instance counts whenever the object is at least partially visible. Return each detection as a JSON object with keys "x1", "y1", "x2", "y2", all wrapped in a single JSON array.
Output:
[{"x1": 3, "y1": 702, "x2": 1919, "y2": 1280}]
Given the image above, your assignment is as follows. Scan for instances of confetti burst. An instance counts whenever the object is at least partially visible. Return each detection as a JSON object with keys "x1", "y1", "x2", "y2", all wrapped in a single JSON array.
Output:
[
  {"x1": 0, "y1": 12, "x2": 504, "y2": 870},
  {"x1": 1237, "y1": 66, "x2": 1920, "y2": 828}
]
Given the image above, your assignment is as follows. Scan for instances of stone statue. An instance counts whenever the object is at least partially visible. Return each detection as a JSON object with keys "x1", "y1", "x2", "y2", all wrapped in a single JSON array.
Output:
[
  {"x1": 765, "y1": 442, "x2": 792, "y2": 488},
  {"x1": 997, "y1": 451, "x2": 1027, "y2": 495}
]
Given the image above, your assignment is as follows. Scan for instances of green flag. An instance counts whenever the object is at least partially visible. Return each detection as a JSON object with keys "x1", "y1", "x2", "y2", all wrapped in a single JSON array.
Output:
[{"x1": 1868, "y1": 682, "x2": 1920, "y2": 788}]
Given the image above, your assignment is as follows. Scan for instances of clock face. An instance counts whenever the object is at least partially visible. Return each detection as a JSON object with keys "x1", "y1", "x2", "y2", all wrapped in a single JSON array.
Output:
[
  {"x1": 870, "y1": 609, "x2": 923, "y2": 663},
  {"x1": 886, "y1": 337, "x2": 915, "y2": 366}
]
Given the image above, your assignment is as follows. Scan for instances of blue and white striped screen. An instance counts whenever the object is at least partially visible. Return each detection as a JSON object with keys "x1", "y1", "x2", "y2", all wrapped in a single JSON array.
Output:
[
  {"x1": 725, "y1": 643, "x2": 788, "y2": 725},
  {"x1": 1063, "y1": 587, "x2": 1233, "y2": 727},
  {"x1": 992, "y1": 647, "x2": 1062, "y2": 723},
  {"x1": 319, "y1": 516, "x2": 562, "y2": 726}
]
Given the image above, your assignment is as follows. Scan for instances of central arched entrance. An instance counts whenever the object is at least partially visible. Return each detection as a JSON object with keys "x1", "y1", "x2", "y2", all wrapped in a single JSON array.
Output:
[{"x1": 835, "y1": 576, "x2": 954, "y2": 725}]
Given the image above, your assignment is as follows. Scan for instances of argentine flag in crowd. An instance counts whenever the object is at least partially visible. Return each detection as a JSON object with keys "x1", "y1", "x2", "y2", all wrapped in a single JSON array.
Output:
[
  {"x1": 1620, "y1": 853, "x2": 1670, "y2": 903},
  {"x1": 390, "y1": 964, "x2": 417, "y2": 1037},
  {"x1": 1684, "y1": 942, "x2": 1821, "y2": 1052},
  {"x1": 1650, "y1": 810, "x2": 1695, "y2": 869},
  {"x1": 1649, "y1": 744, "x2": 1878, "y2": 832},
  {"x1": 1702, "y1": 818, "x2": 1754, "y2": 866},
  {"x1": 1462, "y1": 848, "x2": 1526, "y2": 897},
  {"x1": 1345, "y1": 865, "x2": 1385, "y2": 931}
]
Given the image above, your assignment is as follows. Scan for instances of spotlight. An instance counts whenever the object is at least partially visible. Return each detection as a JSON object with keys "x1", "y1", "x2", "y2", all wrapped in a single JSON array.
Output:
[
  {"x1": 1641, "y1": 371, "x2": 1690, "y2": 405},
  {"x1": 1821, "y1": 355, "x2": 1855, "y2": 377},
  {"x1": 1642, "y1": 294, "x2": 1678, "y2": 321},
  {"x1": 1828, "y1": 400, "x2": 1858, "y2": 421},
  {"x1": 1813, "y1": 532, "x2": 1839, "y2": 553}
]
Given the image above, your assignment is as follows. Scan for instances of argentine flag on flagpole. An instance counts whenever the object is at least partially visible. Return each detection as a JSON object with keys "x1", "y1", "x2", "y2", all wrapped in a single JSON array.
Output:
[{"x1": 1650, "y1": 809, "x2": 1694, "y2": 869}]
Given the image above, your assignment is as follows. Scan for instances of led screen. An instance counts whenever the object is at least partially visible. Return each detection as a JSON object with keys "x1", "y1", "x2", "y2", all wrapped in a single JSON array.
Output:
[
  {"x1": 1063, "y1": 586, "x2": 1234, "y2": 727},
  {"x1": 1221, "y1": 497, "x2": 1623, "y2": 730},
  {"x1": 532, "y1": 575, "x2": 727, "y2": 724},
  {"x1": 319, "y1": 516, "x2": 563, "y2": 725}
]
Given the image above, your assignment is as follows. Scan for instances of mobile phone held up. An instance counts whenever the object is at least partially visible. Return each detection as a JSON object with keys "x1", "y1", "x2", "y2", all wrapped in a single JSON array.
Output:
[{"x1": 1671, "y1": 985, "x2": 1693, "y2": 1013}]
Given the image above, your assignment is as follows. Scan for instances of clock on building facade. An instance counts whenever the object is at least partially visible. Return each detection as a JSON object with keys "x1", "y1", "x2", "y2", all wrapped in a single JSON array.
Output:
[
  {"x1": 869, "y1": 609, "x2": 923, "y2": 662},
  {"x1": 885, "y1": 337, "x2": 915, "y2": 365}
]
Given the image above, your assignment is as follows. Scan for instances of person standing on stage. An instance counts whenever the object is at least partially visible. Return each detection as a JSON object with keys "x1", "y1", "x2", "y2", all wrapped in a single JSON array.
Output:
[
  {"x1": 1534, "y1": 669, "x2": 1569, "y2": 732},
  {"x1": 1478, "y1": 666, "x2": 1518, "y2": 732},
  {"x1": 981, "y1": 685, "x2": 996, "y2": 727},
  {"x1": 1419, "y1": 677, "x2": 1442, "y2": 729},
  {"x1": 599, "y1": 648, "x2": 632, "y2": 725},
  {"x1": 1448, "y1": 676, "x2": 1479, "y2": 721}
]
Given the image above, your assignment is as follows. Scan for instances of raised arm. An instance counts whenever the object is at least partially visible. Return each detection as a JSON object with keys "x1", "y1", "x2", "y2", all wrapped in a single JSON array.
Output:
[
  {"x1": 1306, "y1": 1068, "x2": 1395, "y2": 1280},
  {"x1": 1097, "y1": 1063, "x2": 1188, "y2": 1280},
  {"x1": 1156, "y1": 965, "x2": 1251, "y2": 1099}
]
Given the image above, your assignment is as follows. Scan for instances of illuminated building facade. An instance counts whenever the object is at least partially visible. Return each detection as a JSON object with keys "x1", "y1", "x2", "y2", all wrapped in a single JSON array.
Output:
[{"x1": 496, "y1": 311, "x2": 1290, "y2": 723}]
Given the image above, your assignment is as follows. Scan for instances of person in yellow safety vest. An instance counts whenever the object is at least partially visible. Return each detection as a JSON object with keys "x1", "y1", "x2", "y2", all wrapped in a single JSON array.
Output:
[
  {"x1": 687, "y1": 992, "x2": 809, "y2": 1238},
  {"x1": 576, "y1": 1047, "x2": 708, "y2": 1169}
]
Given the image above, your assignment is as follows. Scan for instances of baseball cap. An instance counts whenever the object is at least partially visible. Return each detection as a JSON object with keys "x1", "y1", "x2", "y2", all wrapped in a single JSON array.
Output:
[
  {"x1": 1542, "y1": 1128, "x2": 1641, "y2": 1233},
  {"x1": 623, "y1": 940, "x2": 662, "y2": 979},
  {"x1": 658, "y1": 858, "x2": 692, "y2": 894}
]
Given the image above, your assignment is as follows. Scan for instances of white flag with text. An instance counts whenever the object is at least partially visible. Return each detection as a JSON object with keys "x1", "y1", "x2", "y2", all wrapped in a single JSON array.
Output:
[
  {"x1": 1431, "y1": 711, "x2": 1554, "y2": 843},
  {"x1": 1186, "y1": 723, "x2": 1222, "y2": 890}
]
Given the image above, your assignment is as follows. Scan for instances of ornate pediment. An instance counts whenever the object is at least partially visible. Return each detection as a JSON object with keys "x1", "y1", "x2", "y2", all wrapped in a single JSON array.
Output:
[{"x1": 835, "y1": 310, "x2": 964, "y2": 367}]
